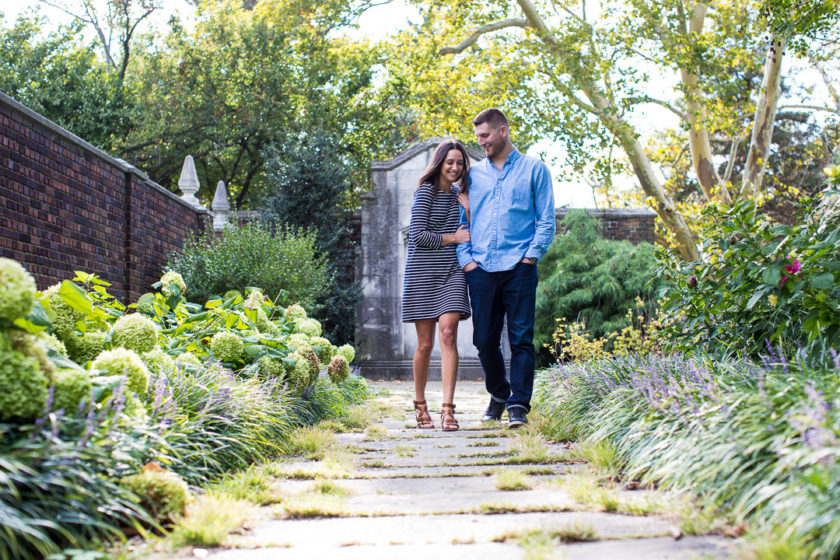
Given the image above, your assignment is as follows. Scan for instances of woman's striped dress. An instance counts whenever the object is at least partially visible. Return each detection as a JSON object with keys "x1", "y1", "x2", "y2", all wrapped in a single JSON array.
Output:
[{"x1": 401, "y1": 183, "x2": 471, "y2": 322}]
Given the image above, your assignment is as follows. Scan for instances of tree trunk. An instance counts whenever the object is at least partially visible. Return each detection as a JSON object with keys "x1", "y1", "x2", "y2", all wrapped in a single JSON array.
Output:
[
  {"x1": 680, "y1": 4, "x2": 732, "y2": 205},
  {"x1": 515, "y1": 0, "x2": 700, "y2": 261},
  {"x1": 742, "y1": 35, "x2": 787, "y2": 198}
]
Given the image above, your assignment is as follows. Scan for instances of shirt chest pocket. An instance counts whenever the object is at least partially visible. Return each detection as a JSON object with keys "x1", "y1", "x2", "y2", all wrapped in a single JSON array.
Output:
[{"x1": 507, "y1": 182, "x2": 531, "y2": 209}]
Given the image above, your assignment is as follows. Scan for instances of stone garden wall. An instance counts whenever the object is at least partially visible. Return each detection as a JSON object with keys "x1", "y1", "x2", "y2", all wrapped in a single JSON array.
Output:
[{"x1": 0, "y1": 91, "x2": 209, "y2": 302}]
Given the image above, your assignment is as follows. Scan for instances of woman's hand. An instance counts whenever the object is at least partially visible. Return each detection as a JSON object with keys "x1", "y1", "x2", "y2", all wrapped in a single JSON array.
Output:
[
  {"x1": 452, "y1": 224, "x2": 470, "y2": 244},
  {"x1": 458, "y1": 191, "x2": 470, "y2": 222},
  {"x1": 441, "y1": 225, "x2": 470, "y2": 246}
]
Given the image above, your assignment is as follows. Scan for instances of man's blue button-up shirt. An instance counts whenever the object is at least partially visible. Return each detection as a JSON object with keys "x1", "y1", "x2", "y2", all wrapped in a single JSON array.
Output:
[{"x1": 456, "y1": 149, "x2": 555, "y2": 272}]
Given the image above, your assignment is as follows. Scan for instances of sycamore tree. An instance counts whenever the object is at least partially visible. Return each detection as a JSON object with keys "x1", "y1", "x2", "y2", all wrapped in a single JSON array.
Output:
[{"x1": 384, "y1": 0, "x2": 839, "y2": 260}]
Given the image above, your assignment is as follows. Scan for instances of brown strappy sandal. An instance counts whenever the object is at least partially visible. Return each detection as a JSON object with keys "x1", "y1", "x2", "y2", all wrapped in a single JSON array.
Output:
[
  {"x1": 414, "y1": 400, "x2": 434, "y2": 429},
  {"x1": 440, "y1": 403, "x2": 459, "y2": 431}
]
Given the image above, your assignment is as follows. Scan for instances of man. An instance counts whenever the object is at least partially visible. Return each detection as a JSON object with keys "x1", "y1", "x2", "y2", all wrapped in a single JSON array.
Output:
[{"x1": 456, "y1": 108, "x2": 555, "y2": 428}]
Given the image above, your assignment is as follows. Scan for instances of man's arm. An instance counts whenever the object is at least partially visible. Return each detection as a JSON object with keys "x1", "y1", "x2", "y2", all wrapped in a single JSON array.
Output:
[
  {"x1": 526, "y1": 162, "x2": 556, "y2": 261},
  {"x1": 456, "y1": 203, "x2": 476, "y2": 270}
]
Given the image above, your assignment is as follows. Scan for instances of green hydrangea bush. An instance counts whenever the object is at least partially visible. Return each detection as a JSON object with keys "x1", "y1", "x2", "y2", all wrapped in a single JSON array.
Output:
[
  {"x1": 0, "y1": 260, "x2": 367, "y2": 559},
  {"x1": 91, "y1": 348, "x2": 150, "y2": 395},
  {"x1": 111, "y1": 314, "x2": 158, "y2": 354},
  {"x1": 120, "y1": 464, "x2": 191, "y2": 523},
  {"x1": 0, "y1": 258, "x2": 36, "y2": 320}
]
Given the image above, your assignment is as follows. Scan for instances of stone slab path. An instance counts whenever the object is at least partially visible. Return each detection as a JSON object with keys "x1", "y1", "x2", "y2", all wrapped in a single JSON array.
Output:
[{"x1": 205, "y1": 380, "x2": 736, "y2": 560}]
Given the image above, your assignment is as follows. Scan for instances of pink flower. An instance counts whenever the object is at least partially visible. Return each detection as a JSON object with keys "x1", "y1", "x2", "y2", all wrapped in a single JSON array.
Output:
[
  {"x1": 780, "y1": 256, "x2": 801, "y2": 287},
  {"x1": 688, "y1": 276, "x2": 697, "y2": 287},
  {"x1": 784, "y1": 258, "x2": 801, "y2": 275}
]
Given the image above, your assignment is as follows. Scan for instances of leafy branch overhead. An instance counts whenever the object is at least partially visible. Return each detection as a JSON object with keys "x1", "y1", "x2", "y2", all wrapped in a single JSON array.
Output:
[{"x1": 395, "y1": 0, "x2": 839, "y2": 261}]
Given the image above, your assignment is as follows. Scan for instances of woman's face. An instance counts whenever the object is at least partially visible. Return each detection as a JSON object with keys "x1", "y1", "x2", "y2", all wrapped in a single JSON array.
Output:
[{"x1": 440, "y1": 148, "x2": 465, "y2": 186}]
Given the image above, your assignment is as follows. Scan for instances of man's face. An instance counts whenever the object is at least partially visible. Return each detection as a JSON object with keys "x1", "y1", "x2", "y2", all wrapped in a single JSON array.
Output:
[{"x1": 474, "y1": 122, "x2": 507, "y2": 158}]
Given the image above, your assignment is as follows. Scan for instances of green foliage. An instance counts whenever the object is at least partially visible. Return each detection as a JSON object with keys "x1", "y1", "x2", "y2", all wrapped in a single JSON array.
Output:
[
  {"x1": 659, "y1": 196, "x2": 840, "y2": 359},
  {"x1": 166, "y1": 220, "x2": 329, "y2": 309},
  {"x1": 120, "y1": 0, "x2": 399, "y2": 205},
  {"x1": 52, "y1": 368, "x2": 92, "y2": 414},
  {"x1": 0, "y1": 349, "x2": 47, "y2": 421},
  {"x1": 326, "y1": 355, "x2": 350, "y2": 384},
  {"x1": 261, "y1": 130, "x2": 363, "y2": 343},
  {"x1": 91, "y1": 348, "x2": 150, "y2": 395},
  {"x1": 536, "y1": 210, "x2": 660, "y2": 364},
  {"x1": 533, "y1": 353, "x2": 840, "y2": 559},
  {"x1": 0, "y1": 257, "x2": 36, "y2": 321},
  {"x1": 110, "y1": 313, "x2": 158, "y2": 354},
  {"x1": 120, "y1": 466, "x2": 191, "y2": 523},
  {"x1": 0, "y1": 16, "x2": 132, "y2": 151},
  {"x1": 209, "y1": 331, "x2": 244, "y2": 363},
  {"x1": 336, "y1": 344, "x2": 355, "y2": 364},
  {"x1": 0, "y1": 259, "x2": 366, "y2": 558}
]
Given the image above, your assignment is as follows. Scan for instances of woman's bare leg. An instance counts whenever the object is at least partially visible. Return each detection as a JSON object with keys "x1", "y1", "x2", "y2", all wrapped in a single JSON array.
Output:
[
  {"x1": 438, "y1": 312, "x2": 461, "y2": 405},
  {"x1": 413, "y1": 319, "x2": 436, "y2": 402}
]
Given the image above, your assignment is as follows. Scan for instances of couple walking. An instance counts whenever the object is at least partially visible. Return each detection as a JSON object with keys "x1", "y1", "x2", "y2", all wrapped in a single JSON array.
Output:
[{"x1": 401, "y1": 108, "x2": 556, "y2": 431}]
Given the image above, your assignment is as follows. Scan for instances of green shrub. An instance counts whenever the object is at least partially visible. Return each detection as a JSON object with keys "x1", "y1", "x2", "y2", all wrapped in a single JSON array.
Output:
[
  {"x1": 72, "y1": 330, "x2": 106, "y2": 365},
  {"x1": 0, "y1": 350, "x2": 47, "y2": 421},
  {"x1": 659, "y1": 195, "x2": 840, "y2": 359},
  {"x1": 142, "y1": 347, "x2": 176, "y2": 375},
  {"x1": 209, "y1": 331, "x2": 243, "y2": 363},
  {"x1": 120, "y1": 465, "x2": 191, "y2": 523},
  {"x1": 91, "y1": 348, "x2": 150, "y2": 395},
  {"x1": 310, "y1": 336, "x2": 336, "y2": 364},
  {"x1": 336, "y1": 344, "x2": 355, "y2": 364},
  {"x1": 536, "y1": 210, "x2": 659, "y2": 365},
  {"x1": 326, "y1": 355, "x2": 349, "y2": 384},
  {"x1": 111, "y1": 313, "x2": 158, "y2": 354},
  {"x1": 0, "y1": 257, "x2": 36, "y2": 320},
  {"x1": 52, "y1": 368, "x2": 91, "y2": 414},
  {"x1": 166, "y1": 220, "x2": 329, "y2": 308}
]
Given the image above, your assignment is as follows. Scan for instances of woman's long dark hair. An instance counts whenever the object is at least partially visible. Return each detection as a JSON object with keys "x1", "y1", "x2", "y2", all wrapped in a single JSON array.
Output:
[{"x1": 416, "y1": 139, "x2": 470, "y2": 194}]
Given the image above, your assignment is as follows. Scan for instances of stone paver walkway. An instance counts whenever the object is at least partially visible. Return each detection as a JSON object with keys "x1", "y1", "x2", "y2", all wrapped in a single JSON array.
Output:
[{"x1": 207, "y1": 380, "x2": 735, "y2": 559}]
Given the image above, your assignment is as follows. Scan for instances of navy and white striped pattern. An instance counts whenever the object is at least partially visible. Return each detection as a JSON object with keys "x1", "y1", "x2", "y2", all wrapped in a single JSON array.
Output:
[{"x1": 401, "y1": 183, "x2": 471, "y2": 323}]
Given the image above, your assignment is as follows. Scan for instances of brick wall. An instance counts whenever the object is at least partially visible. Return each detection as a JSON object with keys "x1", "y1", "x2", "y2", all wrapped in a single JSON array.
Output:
[
  {"x1": 0, "y1": 91, "x2": 209, "y2": 302},
  {"x1": 555, "y1": 208, "x2": 656, "y2": 245}
]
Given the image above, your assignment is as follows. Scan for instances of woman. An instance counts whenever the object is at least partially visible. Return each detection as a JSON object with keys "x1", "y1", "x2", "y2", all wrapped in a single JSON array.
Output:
[{"x1": 401, "y1": 139, "x2": 471, "y2": 431}]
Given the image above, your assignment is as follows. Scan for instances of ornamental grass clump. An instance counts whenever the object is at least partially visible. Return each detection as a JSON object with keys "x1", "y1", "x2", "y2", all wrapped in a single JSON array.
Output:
[
  {"x1": 91, "y1": 348, "x2": 150, "y2": 394},
  {"x1": 111, "y1": 313, "x2": 158, "y2": 354},
  {"x1": 0, "y1": 257, "x2": 36, "y2": 320},
  {"x1": 533, "y1": 351, "x2": 840, "y2": 559},
  {"x1": 210, "y1": 331, "x2": 244, "y2": 362}
]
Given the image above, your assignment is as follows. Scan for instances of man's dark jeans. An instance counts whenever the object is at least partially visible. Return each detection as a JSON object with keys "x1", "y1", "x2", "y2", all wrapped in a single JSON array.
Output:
[{"x1": 465, "y1": 262, "x2": 538, "y2": 412}]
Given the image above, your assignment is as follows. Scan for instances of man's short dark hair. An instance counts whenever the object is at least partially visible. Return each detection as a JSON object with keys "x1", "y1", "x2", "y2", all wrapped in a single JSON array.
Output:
[{"x1": 472, "y1": 108, "x2": 509, "y2": 129}]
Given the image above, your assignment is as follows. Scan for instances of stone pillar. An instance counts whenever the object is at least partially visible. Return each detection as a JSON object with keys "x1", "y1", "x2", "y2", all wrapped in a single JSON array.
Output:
[{"x1": 357, "y1": 139, "x2": 486, "y2": 379}]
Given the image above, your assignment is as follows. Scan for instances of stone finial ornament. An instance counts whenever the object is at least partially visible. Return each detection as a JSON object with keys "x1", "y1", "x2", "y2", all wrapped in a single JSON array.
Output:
[
  {"x1": 212, "y1": 180, "x2": 231, "y2": 231},
  {"x1": 177, "y1": 155, "x2": 202, "y2": 208}
]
